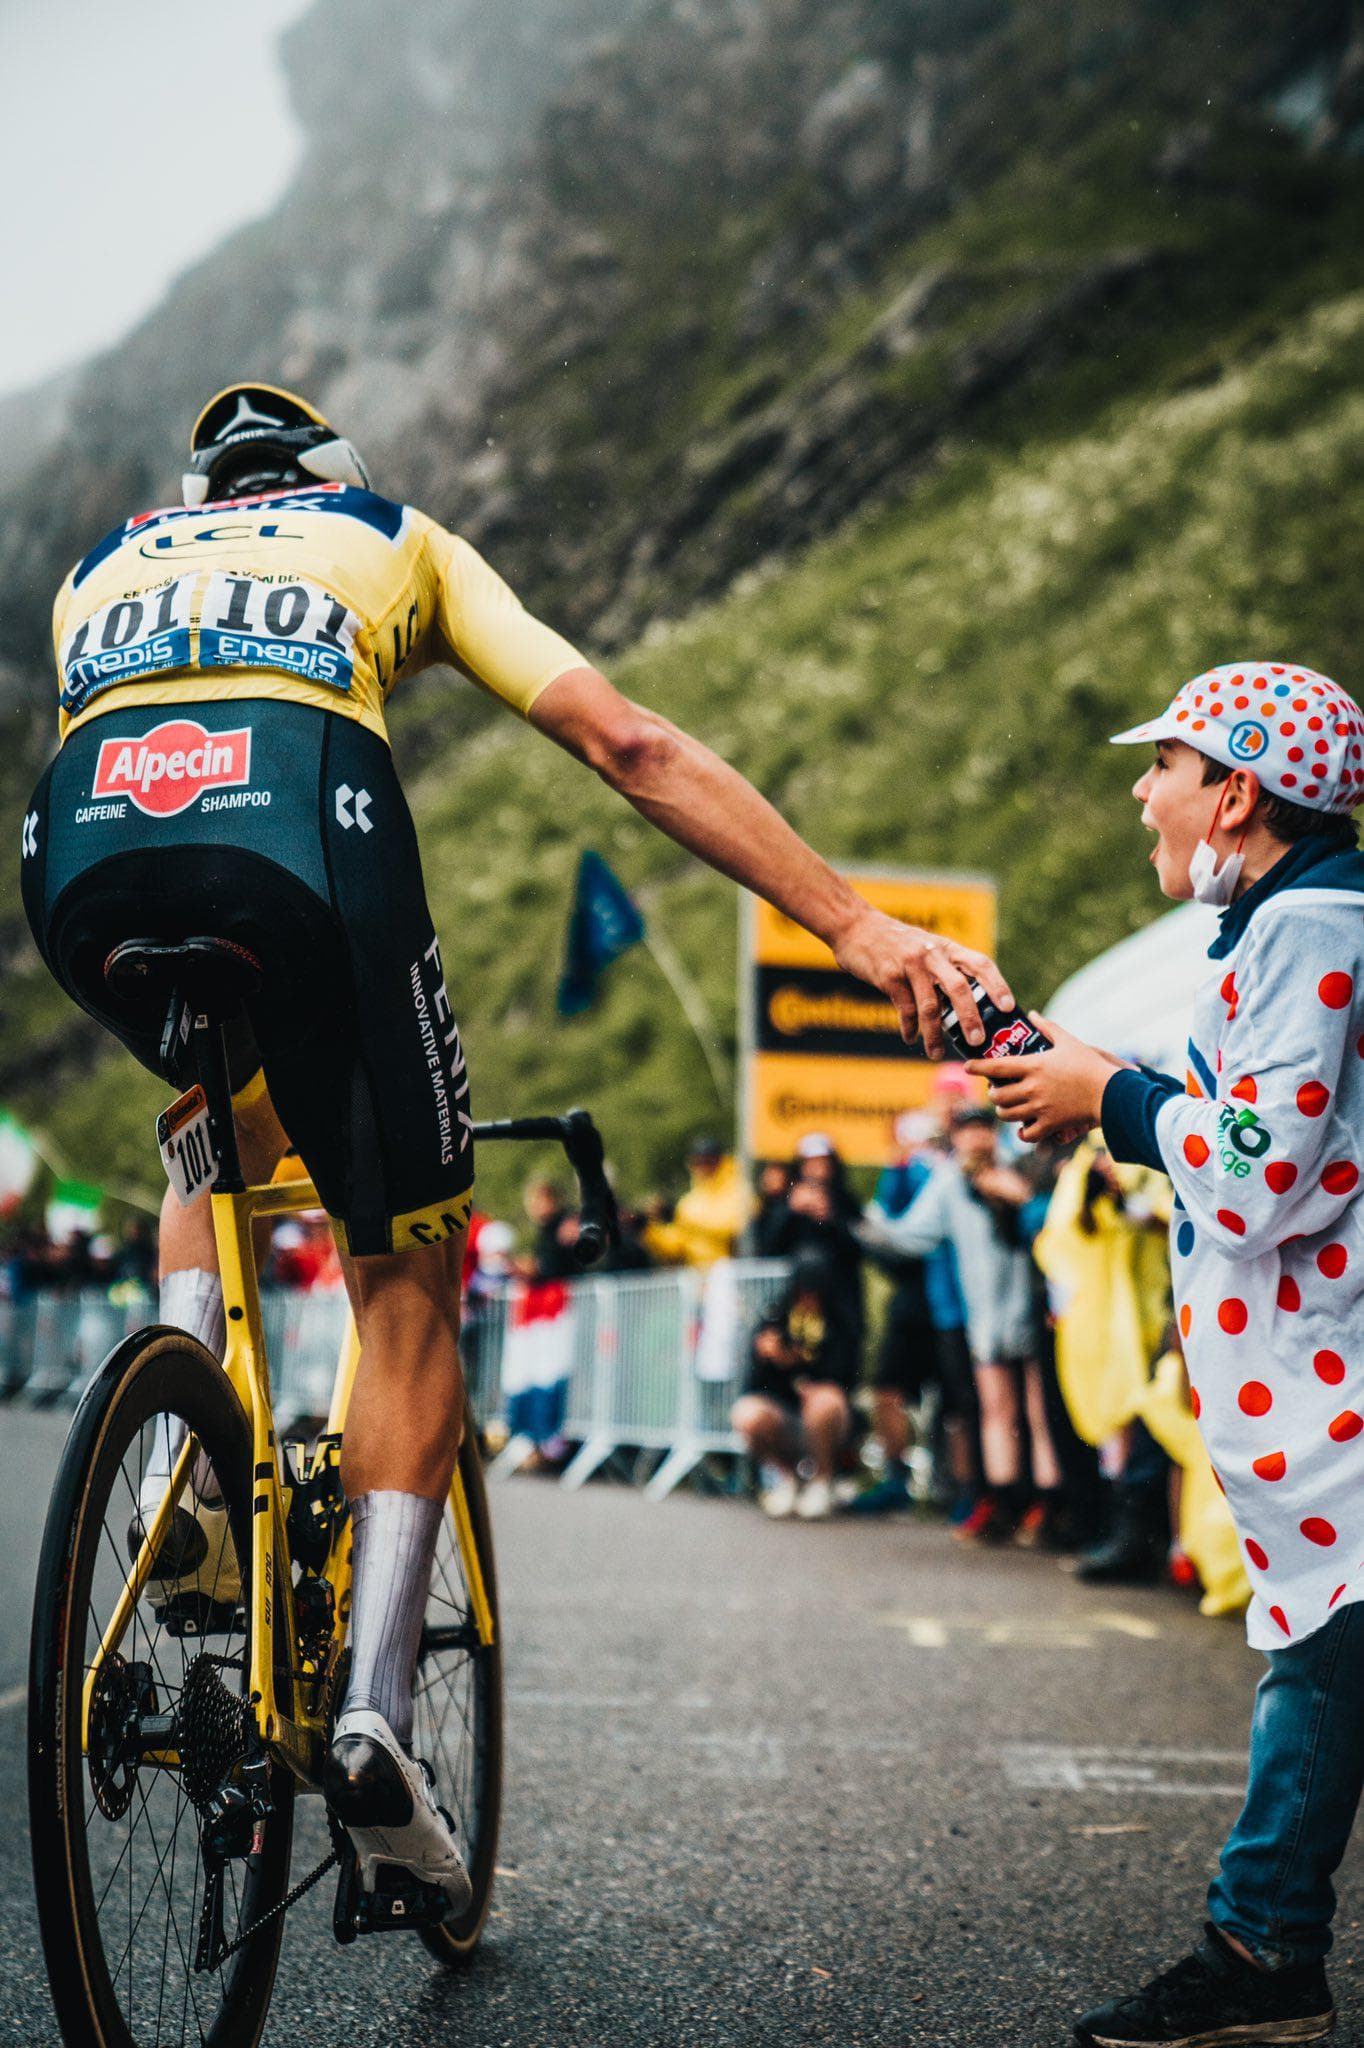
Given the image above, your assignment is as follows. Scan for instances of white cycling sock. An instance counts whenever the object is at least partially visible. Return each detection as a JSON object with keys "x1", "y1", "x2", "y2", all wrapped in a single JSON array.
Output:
[
  {"x1": 161, "y1": 1266, "x2": 226, "y2": 1357},
  {"x1": 342, "y1": 1491, "x2": 444, "y2": 1747},
  {"x1": 141, "y1": 1268, "x2": 226, "y2": 1516}
]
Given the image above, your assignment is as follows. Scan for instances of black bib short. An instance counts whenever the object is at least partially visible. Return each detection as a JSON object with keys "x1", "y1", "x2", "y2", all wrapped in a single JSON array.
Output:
[{"x1": 21, "y1": 699, "x2": 474, "y2": 1256}]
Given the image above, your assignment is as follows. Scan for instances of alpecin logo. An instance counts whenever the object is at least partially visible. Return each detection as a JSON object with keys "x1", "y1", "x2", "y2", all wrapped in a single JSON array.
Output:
[
  {"x1": 988, "y1": 1019, "x2": 1033, "y2": 1058},
  {"x1": 92, "y1": 720, "x2": 252, "y2": 818}
]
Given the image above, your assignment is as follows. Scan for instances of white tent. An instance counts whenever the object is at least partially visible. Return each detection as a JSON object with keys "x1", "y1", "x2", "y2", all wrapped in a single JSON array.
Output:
[{"x1": 1045, "y1": 901, "x2": 1221, "y2": 1076}]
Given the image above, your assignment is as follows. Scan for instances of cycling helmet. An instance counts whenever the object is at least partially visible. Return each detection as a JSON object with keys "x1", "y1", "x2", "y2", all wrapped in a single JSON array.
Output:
[{"x1": 182, "y1": 382, "x2": 370, "y2": 505}]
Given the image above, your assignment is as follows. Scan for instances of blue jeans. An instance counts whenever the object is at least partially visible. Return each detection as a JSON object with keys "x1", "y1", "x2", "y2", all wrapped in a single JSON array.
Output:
[{"x1": 1209, "y1": 1600, "x2": 1364, "y2": 1968}]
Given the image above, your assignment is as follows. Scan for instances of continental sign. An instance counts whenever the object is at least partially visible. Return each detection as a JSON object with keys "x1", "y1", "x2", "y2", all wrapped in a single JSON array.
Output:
[{"x1": 741, "y1": 868, "x2": 997, "y2": 1167}]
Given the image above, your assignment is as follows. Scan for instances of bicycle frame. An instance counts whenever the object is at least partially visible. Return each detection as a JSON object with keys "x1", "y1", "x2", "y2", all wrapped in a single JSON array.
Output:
[{"x1": 83, "y1": 1168, "x2": 496, "y2": 1786}]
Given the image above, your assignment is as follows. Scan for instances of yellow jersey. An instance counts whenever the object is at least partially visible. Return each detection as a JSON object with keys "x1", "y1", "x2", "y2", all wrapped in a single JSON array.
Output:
[{"x1": 52, "y1": 482, "x2": 587, "y2": 746}]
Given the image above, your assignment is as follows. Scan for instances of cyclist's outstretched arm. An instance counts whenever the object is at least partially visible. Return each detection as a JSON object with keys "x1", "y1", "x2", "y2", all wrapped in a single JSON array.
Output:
[{"x1": 528, "y1": 665, "x2": 1012, "y2": 1054}]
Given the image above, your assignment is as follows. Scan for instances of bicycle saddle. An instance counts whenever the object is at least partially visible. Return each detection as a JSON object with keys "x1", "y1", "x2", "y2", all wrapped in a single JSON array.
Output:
[{"x1": 104, "y1": 935, "x2": 264, "y2": 1016}]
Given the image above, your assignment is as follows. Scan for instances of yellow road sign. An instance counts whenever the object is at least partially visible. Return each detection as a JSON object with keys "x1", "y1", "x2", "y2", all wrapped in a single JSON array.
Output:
[{"x1": 740, "y1": 867, "x2": 996, "y2": 1167}]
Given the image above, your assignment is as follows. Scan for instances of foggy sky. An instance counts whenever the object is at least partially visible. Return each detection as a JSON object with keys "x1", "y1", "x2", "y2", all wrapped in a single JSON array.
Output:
[{"x1": 0, "y1": 0, "x2": 311, "y2": 400}]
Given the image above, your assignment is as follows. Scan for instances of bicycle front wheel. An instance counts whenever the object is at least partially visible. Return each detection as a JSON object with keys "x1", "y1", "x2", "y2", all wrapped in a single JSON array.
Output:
[
  {"x1": 28, "y1": 1328, "x2": 295, "y2": 2048},
  {"x1": 415, "y1": 1401, "x2": 503, "y2": 1966}
]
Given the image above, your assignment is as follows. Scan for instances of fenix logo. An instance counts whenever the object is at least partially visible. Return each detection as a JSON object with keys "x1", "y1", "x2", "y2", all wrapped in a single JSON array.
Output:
[{"x1": 92, "y1": 719, "x2": 252, "y2": 818}]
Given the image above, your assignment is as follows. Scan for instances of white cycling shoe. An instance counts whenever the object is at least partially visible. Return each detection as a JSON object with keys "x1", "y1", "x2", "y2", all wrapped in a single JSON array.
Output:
[
  {"x1": 128, "y1": 1479, "x2": 242, "y2": 1622},
  {"x1": 324, "y1": 1708, "x2": 473, "y2": 1916}
]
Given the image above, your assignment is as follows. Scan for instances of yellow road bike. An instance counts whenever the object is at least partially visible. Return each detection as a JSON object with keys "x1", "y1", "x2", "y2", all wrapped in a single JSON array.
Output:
[{"x1": 26, "y1": 935, "x2": 616, "y2": 2048}]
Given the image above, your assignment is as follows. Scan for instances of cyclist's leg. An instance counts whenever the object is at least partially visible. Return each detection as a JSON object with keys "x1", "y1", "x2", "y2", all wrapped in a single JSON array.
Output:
[
  {"x1": 156, "y1": 1072, "x2": 292, "y2": 1289},
  {"x1": 336, "y1": 1236, "x2": 466, "y2": 1500},
  {"x1": 139, "y1": 1078, "x2": 293, "y2": 1521},
  {"x1": 314, "y1": 1234, "x2": 475, "y2": 1911}
]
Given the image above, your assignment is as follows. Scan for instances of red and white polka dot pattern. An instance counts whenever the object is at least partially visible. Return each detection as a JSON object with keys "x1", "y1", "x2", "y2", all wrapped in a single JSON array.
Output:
[
  {"x1": 1154, "y1": 890, "x2": 1364, "y2": 1650},
  {"x1": 1111, "y1": 663, "x2": 1364, "y2": 814}
]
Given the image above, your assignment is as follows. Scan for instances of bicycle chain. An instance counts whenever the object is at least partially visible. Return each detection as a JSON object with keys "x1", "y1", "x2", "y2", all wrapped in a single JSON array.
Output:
[
  {"x1": 186, "y1": 1650, "x2": 343, "y2": 1970},
  {"x1": 202, "y1": 1843, "x2": 340, "y2": 1971}
]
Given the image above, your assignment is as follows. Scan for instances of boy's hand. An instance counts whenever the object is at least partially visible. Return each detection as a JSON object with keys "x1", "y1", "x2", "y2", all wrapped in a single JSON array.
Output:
[{"x1": 967, "y1": 1015, "x2": 1122, "y2": 1143}]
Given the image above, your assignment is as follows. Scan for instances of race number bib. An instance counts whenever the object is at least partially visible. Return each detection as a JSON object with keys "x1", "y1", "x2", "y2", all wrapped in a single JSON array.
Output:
[
  {"x1": 199, "y1": 574, "x2": 360, "y2": 692},
  {"x1": 59, "y1": 577, "x2": 195, "y2": 714},
  {"x1": 156, "y1": 1085, "x2": 221, "y2": 1207}
]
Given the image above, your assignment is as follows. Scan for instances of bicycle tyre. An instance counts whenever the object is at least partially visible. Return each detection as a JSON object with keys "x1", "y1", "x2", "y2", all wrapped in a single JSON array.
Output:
[
  {"x1": 416, "y1": 1399, "x2": 503, "y2": 1966},
  {"x1": 29, "y1": 1327, "x2": 296, "y2": 2048}
]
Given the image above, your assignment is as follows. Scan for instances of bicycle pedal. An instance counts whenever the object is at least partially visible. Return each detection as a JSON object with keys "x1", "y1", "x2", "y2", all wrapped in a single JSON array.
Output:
[
  {"x1": 332, "y1": 1842, "x2": 450, "y2": 1939},
  {"x1": 361, "y1": 1865, "x2": 452, "y2": 1933}
]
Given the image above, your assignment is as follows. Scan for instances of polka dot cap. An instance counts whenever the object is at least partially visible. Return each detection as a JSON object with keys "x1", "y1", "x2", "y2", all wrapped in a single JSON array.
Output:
[{"x1": 1110, "y1": 663, "x2": 1364, "y2": 813}]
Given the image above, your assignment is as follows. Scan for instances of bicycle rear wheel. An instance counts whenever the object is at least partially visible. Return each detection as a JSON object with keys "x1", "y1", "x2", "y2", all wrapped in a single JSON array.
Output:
[
  {"x1": 415, "y1": 1401, "x2": 503, "y2": 1966},
  {"x1": 29, "y1": 1328, "x2": 295, "y2": 2048}
]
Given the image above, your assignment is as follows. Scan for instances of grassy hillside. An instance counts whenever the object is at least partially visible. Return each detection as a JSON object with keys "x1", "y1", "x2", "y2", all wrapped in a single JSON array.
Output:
[{"x1": 16, "y1": 283, "x2": 1364, "y2": 1219}]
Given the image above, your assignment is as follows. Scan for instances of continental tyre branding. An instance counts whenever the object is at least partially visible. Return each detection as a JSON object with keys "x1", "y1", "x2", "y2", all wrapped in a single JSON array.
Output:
[
  {"x1": 90, "y1": 719, "x2": 253, "y2": 819},
  {"x1": 743, "y1": 869, "x2": 998, "y2": 1167},
  {"x1": 756, "y1": 966, "x2": 905, "y2": 1058}
]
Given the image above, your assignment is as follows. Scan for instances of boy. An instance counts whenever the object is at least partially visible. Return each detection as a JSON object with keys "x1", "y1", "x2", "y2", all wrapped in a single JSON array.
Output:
[{"x1": 975, "y1": 662, "x2": 1364, "y2": 2046}]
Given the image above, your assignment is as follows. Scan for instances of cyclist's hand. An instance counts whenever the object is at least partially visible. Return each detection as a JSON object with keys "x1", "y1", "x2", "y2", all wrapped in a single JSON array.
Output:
[{"x1": 832, "y1": 909, "x2": 1013, "y2": 1058}]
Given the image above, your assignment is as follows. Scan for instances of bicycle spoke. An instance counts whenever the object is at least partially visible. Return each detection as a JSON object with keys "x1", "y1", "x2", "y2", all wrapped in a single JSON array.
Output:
[{"x1": 76, "y1": 1421, "x2": 264, "y2": 2043}]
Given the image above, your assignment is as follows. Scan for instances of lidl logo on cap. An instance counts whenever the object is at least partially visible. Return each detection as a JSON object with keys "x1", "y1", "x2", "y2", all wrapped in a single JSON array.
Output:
[
  {"x1": 93, "y1": 719, "x2": 252, "y2": 817},
  {"x1": 1228, "y1": 720, "x2": 1269, "y2": 763}
]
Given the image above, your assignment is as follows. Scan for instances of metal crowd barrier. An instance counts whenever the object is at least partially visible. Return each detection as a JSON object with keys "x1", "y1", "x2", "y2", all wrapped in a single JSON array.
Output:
[
  {"x1": 0, "y1": 1259, "x2": 792, "y2": 1499},
  {"x1": 486, "y1": 1259, "x2": 789, "y2": 1497}
]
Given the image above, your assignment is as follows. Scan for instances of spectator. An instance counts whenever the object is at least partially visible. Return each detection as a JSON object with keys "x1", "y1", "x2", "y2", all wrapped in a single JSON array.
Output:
[
  {"x1": 861, "y1": 1104, "x2": 1064, "y2": 1543},
  {"x1": 599, "y1": 1202, "x2": 653, "y2": 1274},
  {"x1": 1034, "y1": 1136, "x2": 1175, "y2": 1580},
  {"x1": 522, "y1": 1175, "x2": 579, "y2": 1280},
  {"x1": 731, "y1": 1249, "x2": 858, "y2": 1521},
  {"x1": 642, "y1": 1135, "x2": 750, "y2": 1267},
  {"x1": 462, "y1": 1217, "x2": 515, "y2": 1420},
  {"x1": 747, "y1": 1160, "x2": 793, "y2": 1257},
  {"x1": 111, "y1": 1216, "x2": 157, "y2": 1289},
  {"x1": 269, "y1": 1213, "x2": 344, "y2": 1291},
  {"x1": 762, "y1": 1135, "x2": 866, "y2": 1365},
  {"x1": 851, "y1": 1110, "x2": 980, "y2": 1518}
]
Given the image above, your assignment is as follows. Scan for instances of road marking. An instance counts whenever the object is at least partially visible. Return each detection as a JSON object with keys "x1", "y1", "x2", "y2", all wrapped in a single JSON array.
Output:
[
  {"x1": 683, "y1": 1732, "x2": 787, "y2": 1781},
  {"x1": 0, "y1": 1685, "x2": 25, "y2": 1714},
  {"x1": 877, "y1": 1610, "x2": 1163, "y2": 1649},
  {"x1": 507, "y1": 1690, "x2": 654, "y2": 1709},
  {"x1": 1000, "y1": 1743, "x2": 1245, "y2": 1797}
]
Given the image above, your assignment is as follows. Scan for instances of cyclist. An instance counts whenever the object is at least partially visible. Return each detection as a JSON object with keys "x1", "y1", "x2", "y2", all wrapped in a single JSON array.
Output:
[{"x1": 20, "y1": 382, "x2": 1012, "y2": 1913}]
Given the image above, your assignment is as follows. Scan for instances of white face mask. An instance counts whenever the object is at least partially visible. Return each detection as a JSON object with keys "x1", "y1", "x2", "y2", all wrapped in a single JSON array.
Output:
[
  {"x1": 1189, "y1": 837, "x2": 1246, "y2": 905},
  {"x1": 1188, "y1": 781, "x2": 1246, "y2": 906}
]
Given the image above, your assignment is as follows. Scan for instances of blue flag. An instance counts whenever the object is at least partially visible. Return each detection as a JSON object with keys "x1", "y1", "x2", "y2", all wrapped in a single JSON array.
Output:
[{"x1": 557, "y1": 851, "x2": 646, "y2": 1016}]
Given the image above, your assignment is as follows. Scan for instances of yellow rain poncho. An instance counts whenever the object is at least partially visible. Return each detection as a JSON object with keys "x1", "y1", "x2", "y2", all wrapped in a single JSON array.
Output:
[
  {"x1": 1033, "y1": 1136, "x2": 1172, "y2": 1446},
  {"x1": 1139, "y1": 1350, "x2": 1251, "y2": 1620},
  {"x1": 643, "y1": 1153, "x2": 751, "y2": 1267}
]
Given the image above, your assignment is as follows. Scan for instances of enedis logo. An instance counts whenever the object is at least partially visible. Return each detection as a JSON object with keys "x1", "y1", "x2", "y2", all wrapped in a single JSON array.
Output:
[{"x1": 92, "y1": 719, "x2": 252, "y2": 818}]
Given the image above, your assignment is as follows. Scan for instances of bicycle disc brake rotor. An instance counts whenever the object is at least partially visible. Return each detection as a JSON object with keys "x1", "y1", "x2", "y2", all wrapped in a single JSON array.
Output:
[
  {"x1": 179, "y1": 1653, "x2": 249, "y2": 1809},
  {"x1": 87, "y1": 1651, "x2": 158, "y2": 1820}
]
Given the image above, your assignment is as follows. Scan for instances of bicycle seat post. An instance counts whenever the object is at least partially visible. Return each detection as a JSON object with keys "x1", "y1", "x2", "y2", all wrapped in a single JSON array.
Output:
[{"x1": 182, "y1": 998, "x2": 246, "y2": 1196}]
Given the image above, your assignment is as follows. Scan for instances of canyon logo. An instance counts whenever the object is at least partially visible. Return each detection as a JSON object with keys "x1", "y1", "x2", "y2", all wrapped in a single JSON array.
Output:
[{"x1": 92, "y1": 719, "x2": 252, "y2": 818}]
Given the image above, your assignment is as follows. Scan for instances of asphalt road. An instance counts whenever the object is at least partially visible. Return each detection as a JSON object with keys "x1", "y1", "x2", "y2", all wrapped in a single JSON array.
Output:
[{"x1": 4, "y1": 1408, "x2": 1364, "y2": 2047}]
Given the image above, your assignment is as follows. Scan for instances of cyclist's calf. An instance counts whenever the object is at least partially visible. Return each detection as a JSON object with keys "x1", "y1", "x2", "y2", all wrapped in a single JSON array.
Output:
[{"x1": 337, "y1": 1236, "x2": 466, "y2": 1502}]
